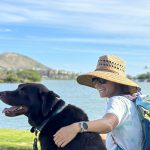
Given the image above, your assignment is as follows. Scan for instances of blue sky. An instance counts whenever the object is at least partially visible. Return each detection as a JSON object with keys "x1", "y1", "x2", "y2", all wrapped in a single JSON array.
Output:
[{"x1": 0, "y1": 0, "x2": 150, "y2": 76}]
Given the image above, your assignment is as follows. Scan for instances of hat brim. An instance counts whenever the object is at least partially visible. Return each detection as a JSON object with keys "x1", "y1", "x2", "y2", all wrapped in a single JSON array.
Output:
[{"x1": 77, "y1": 70, "x2": 139, "y2": 89}]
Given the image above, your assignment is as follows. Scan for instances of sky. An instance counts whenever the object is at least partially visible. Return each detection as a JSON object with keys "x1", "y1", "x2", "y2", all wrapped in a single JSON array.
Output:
[{"x1": 0, "y1": 0, "x2": 150, "y2": 76}]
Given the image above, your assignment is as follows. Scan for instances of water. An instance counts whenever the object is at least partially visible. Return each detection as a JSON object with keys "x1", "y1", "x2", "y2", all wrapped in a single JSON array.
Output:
[{"x1": 0, "y1": 80, "x2": 149, "y2": 130}]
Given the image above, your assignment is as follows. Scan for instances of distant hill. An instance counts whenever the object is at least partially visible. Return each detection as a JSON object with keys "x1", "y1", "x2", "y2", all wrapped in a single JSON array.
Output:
[
  {"x1": 0, "y1": 52, "x2": 79, "y2": 80},
  {"x1": 0, "y1": 52, "x2": 49, "y2": 70}
]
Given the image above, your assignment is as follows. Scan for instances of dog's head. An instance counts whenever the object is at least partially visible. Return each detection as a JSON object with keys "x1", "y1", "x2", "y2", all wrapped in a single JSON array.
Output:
[{"x1": 0, "y1": 83, "x2": 60, "y2": 126}]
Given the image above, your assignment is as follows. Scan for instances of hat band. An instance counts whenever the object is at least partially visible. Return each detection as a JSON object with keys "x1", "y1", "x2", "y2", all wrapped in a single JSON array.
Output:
[{"x1": 95, "y1": 68, "x2": 126, "y2": 77}]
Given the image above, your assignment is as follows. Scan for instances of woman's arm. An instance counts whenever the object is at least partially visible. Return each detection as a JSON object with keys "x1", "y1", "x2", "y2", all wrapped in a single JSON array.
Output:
[
  {"x1": 87, "y1": 113, "x2": 119, "y2": 133},
  {"x1": 100, "y1": 133, "x2": 107, "y2": 144},
  {"x1": 53, "y1": 113, "x2": 118, "y2": 147}
]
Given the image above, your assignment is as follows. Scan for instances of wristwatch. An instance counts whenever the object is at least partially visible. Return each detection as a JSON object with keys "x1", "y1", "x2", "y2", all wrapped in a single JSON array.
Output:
[{"x1": 79, "y1": 122, "x2": 88, "y2": 133}]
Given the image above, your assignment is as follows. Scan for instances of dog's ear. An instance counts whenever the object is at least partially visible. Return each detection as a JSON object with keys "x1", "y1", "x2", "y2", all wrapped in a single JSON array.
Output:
[
  {"x1": 18, "y1": 83, "x2": 26, "y2": 89},
  {"x1": 41, "y1": 91, "x2": 60, "y2": 116}
]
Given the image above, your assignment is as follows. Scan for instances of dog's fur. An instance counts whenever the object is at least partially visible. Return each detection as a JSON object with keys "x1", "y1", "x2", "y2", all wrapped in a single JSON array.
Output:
[{"x1": 0, "y1": 83, "x2": 106, "y2": 150}]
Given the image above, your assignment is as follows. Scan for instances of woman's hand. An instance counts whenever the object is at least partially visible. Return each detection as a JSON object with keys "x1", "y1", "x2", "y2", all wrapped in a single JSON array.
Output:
[{"x1": 53, "y1": 123, "x2": 80, "y2": 148}]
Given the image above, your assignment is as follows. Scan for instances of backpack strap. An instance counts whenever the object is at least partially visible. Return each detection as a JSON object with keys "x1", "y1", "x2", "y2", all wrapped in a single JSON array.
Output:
[
  {"x1": 143, "y1": 119, "x2": 150, "y2": 150},
  {"x1": 124, "y1": 95, "x2": 149, "y2": 150},
  {"x1": 111, "y1": 134, "x2": 124, "y2": 150},
  {"x1": 136, "y1": 95, "x2": 150, "y2": 110},
  {"x1": 132, "y1": 95, "x2": 150, "y2": 150}
]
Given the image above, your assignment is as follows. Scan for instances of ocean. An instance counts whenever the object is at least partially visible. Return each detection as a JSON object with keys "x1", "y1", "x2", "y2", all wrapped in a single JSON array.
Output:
[{"x1": 0, "y1": 80, "x2": 149, "y2": 130}]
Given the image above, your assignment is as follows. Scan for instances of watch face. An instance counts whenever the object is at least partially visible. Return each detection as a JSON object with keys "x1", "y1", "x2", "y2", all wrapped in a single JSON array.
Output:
[{"x1": 83, "y1": 122, "x2": 88, "y2": 130}]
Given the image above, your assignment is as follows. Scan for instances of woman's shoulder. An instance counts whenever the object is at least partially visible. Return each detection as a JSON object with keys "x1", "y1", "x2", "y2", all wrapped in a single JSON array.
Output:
[
  {"x1": 110, "y1": 95, "x2": 127, "y2": 101},
  {"x1": 109, "y1": 95, "x2": 130, "y2": 105}
]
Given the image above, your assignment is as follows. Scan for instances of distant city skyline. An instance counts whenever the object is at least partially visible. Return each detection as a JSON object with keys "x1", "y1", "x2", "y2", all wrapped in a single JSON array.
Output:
[{"x1": 0, "y1": 0, "x2": 150, "y2": 76}]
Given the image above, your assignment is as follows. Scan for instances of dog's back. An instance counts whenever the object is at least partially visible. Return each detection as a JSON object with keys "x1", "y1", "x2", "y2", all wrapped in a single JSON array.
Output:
[{"x1": 39, "y1": 103, "x2": 106, "y2": 150}]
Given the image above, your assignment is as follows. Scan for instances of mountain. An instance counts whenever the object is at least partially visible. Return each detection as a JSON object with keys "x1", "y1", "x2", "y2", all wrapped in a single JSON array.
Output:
[
  {"x1": 0, "y1": 52, "x2": 79, "y2": 80},
  {"x1": 0, "y1": 52, "x2": 49, "y2": 70}
]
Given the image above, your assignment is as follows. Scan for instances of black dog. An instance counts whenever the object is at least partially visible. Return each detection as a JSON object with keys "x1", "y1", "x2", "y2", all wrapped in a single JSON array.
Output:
[{"x1": 0, "y1": 83, "x2": 106, "y2": 150}]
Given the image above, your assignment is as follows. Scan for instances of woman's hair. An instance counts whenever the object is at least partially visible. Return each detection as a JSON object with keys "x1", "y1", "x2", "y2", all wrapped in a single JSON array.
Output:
[
  {"x1": 117, "y1": 83, "x2": 139, "y2": 95},
  {"x1": 119, "y1": 84, "x2": 130, "y2": 94}
]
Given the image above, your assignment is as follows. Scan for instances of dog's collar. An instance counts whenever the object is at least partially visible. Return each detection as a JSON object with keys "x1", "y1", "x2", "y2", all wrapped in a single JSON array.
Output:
[
  {"x1": 30, "y1": 100, "x2": 66, "y2": 150},
  {"x1": 31, "y1": 100, "x2": 66, "y2": 132}
]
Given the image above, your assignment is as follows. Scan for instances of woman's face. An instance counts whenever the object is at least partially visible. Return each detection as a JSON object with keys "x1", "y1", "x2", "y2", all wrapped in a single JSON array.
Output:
[{"x1": 93, "y1": 79, "x2": 120, "y2": 98}]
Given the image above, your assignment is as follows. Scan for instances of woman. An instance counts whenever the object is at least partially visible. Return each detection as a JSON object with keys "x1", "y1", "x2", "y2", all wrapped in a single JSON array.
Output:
[{"x1": 53, "y1": 55, "x2": 144, "y2": 150}]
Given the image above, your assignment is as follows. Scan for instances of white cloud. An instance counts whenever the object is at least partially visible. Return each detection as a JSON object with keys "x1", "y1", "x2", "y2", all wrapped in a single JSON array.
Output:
[
  {"x1": 1, "y1": 33, "x2": 150, "y2": 48},
  {"x1": 0, "y1": 0, "x2": 150, "y2": 35},
  {"x1": 0, "y1": 28, "x2": 11, "y2": 32},
  {"x1": 21, "y1": 35, "x2": 150, "y2": 47}
]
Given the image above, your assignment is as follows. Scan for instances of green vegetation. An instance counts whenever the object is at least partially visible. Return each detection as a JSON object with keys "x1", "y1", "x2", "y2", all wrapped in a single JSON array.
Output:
[
  {"x1": 127, "y1": 72, "x2": 150, "y2": 82},
  {"x1": 0, "y1": 69, "x2": 78, "y2": 83},
  {"x1": 136, "y1": 72, "x2": 150, "y2": 82},
  {"x1": 17, "y1": 70, "x2": 41, "y2": 82},
  {"x1": 135, "y1": 66, "x2": 150, "y2": 82},
  {"x1": 0, "y1": 128, "x2": 40, "y2": 150},
  {"x1": 0, "y1": 70, "x2": 42, "y2": 83}
]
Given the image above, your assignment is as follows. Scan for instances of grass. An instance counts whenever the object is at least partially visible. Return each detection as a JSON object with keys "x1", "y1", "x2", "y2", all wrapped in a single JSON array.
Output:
[{"x1": 0, "y1": 128, "x2": 40, "y2": 150}]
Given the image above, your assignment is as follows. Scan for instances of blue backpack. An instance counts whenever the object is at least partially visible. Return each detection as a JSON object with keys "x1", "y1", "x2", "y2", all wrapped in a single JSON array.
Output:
[{"x1": 134, "y1": 95, "x2": 150, "y2": 150}]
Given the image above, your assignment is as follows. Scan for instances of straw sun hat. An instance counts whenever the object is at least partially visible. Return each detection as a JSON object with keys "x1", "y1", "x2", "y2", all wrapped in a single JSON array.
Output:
[{"x1": 77, "y1": 55, "x2": 139, "y2": 94}]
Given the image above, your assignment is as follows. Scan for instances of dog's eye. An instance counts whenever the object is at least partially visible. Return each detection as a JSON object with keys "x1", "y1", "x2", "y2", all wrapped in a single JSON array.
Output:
[{"x1": 19, "y1": 89, "x2": 26, "y2": 95}]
